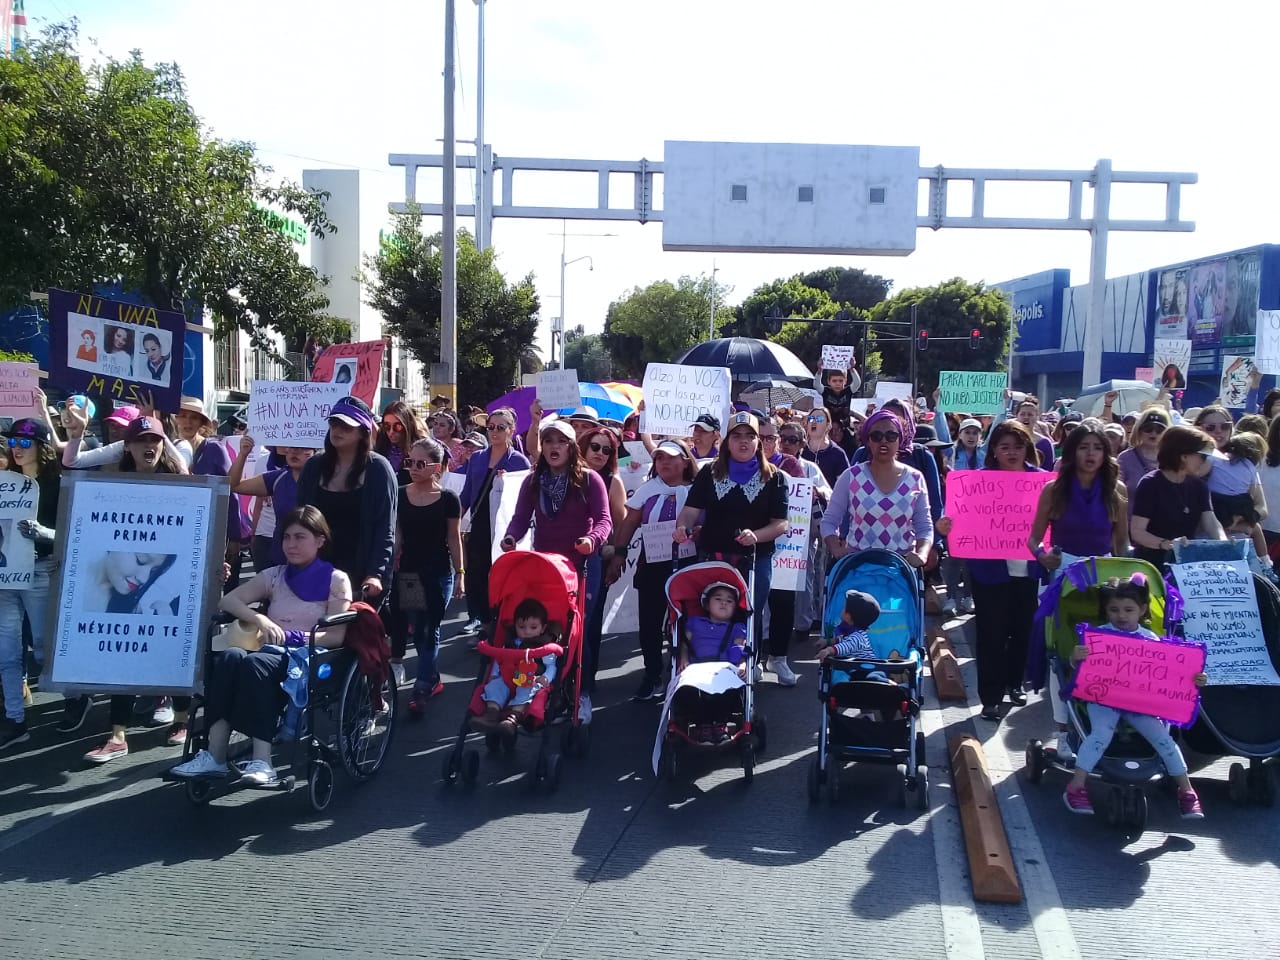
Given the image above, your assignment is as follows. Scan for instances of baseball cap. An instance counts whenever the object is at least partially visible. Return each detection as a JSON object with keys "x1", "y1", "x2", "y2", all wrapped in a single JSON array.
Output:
[
  {"x1": 701, "y1": 581, "x2": 740, "y2": 605},
  {"x1": 691, "y1": 414, "x2": 720, "y2": 432},
  {"x1": 540, "y1": 418, "x2": 577, "y2": 443},
  {"x1": 958, "y1": 417, "x2": 983, "y2": 432},
  {"x1": 3, "y1": 418, "x2": 52, "y2": 446},
  {"x1": 462, "y1": 431, "x2": 488, "y2": 449},
  {"x1": 123, "y1": 416, "x2": 166, "y2": 442},
  {"x1": 105, "y1": 404, "x2": 141, "y2": 428},
  {"x1": 654, "y1": 440, "x2": 688, "y2": 458},
  {"x1": 724, "y1": 411, "x2": 759, "y2": 435},
  {"x1": 329, "y1": 396, "x2": 375, "y2": 430}
]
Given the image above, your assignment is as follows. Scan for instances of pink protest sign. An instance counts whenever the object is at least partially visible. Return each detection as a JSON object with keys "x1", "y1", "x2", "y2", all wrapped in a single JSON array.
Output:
[
  {"x1": 310, "y1": 340, "x2": 386, "y2": 408},
  {"x1": 1070, "y1": 627, "x2": 1205, "y2": 727},
  {"x1": 944, "y1": 470, "x2": 1053, "y2": 560}
]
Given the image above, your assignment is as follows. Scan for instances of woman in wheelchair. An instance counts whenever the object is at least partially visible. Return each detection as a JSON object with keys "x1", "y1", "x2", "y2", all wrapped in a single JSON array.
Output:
[{"x1": 170, "y1": 506, "x2": 353, "y2": 784}]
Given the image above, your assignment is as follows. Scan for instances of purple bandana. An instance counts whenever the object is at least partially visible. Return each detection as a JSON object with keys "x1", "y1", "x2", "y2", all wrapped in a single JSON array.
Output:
[
  {"x1": 728, "y1": 458, "x2": 758, "y2": 485},
  {"x1": 285, "y1": 559, "x2": 335, "y2": 603}
]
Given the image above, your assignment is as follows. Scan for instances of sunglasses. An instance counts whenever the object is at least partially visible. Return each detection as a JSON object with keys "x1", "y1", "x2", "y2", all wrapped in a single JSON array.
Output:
[
  {"x1": 780, "y1": 435, "x2": 803, "y2": 443},
  {"x1": 7, "y1": 437, "x2": 33, "y2": 449},
  {"x1": 486, "y1": 422, "x2": 511, "y2": 432},
  {"x1": 759, "y1": 434, "x2": 778, "y2": 442},
  {"x1": 404, "y1": 458, "x2": 436, "y2": 469},
  {"x1": 587, "y1": 442, "x2": 615, "y2": 456},
  {"x1": 867, "y1": 431, "x2": 900, "y2": 443},
  {"x1": 807, "y1": 415, "x2": 827, "y2": 424},
  {"x1": 384, "y1": 421, "x2": 404, "y2": 431},
  {"x1": 1140, "y1": 422, "x2": 1166, "y2": 434}
]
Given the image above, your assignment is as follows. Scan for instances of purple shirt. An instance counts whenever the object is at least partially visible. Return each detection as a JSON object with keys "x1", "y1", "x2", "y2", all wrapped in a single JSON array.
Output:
[
  {"x1": 686, "y1": 615, "x2": 747, "y2": 665},
  {"x1": 505, "y1": 469, "x2": 612, "y2": 566},
  {"x1": 803, "y1": 442, "x2": 850, "y2": 487}
]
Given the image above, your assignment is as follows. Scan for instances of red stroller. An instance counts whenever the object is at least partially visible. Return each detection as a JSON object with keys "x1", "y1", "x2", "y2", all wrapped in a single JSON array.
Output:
[{"x1": 442, "y1": 550, "x2": 586, "y2": 792}]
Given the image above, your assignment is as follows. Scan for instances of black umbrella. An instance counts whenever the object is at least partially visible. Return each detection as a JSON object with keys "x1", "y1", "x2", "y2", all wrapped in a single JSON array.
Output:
[
  {"x1": 740, "y1": 380, "x2": 808, "y2": 410},
  {"x1": 676, "y1": 337, "x2": 812, "y2": 383}
]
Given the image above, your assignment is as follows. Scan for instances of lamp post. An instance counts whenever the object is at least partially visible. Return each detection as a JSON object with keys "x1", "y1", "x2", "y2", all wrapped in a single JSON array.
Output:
[
  {"x1": 440, "y1": 0, "x2": 458, "y2": 407},
  {"x1": 473, "y1": 0, "x2": 488, "y2": 251}
]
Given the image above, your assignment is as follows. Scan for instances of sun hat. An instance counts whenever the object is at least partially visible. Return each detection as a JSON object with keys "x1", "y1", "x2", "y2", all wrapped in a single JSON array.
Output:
[
  {"x1": 123, "y1": 416, "x2": 166, "y2": 442},
  {"x1": 329, "y1": 396, "x2": 375, "y2": 430},
  {"x1": 567, "y1": 405, "x2": 601, "y2": 425},
  {"x1": 178, "y1": 396, "x2": 213, "y2": 424},
  {"x1": 913, "y1": 424, "x2": 953, "y2": 449},
  {"x1": 701, "y1": 581, "x2": 740, "y2": 605},
  {"x1": 540, "y1": 419, "x2": 577, "y2": 443}
]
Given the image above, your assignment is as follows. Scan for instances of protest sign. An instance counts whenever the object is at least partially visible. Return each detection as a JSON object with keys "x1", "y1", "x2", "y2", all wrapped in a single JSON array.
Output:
[
  {"x1": 619, "y1": 441, "x2": 652, "y2": 495},
  {"x1": 1172, "y1": 560, "x2": 1280, "y2": 686},
  {"x1": 0, "y1": 475, "x2": 38, "y2": 590},
  {"x1": 771, "y1": 475, "x2": 814, "y2": 591},
  {"x1": 1152, "y1": 338, "x2": 1191, "y2": 389},
  {"x1": 944, "y1": 470, "x2": 1053, "y2": 560},
  {"x1": 0, "y1": 362, "x2": 39, "y2": 419},
  {"x1": 1221, "y1": 356, "x2": 1255, "y2": 408},
  {"x1": 1134, "y1": 367, "x2": 1155, "y2": 384},
  {"x1": 310, "y1": 340, "x2": 386, "y2": 408},
  {"x1": 490, "y1": 470, "x2": 533, "y2": 563},
  {"x1": 537, "y1": 368, "x2": 581, "y2": 411},
  {"x1": 1070, "y1": 626, "x2": 1205, "y2": 727},
  {"x1": 247, "y1": 380, "x2": 349, "y2": 448},
  {"x1": 48, "y1": 289, "x2": 185, "y2": 412},
  {"x1": 1255, "y1": 310, "x2": 1280, "y2": 375},
  {"x1": 641, "y1": 520, "x2": 678, "y2": 563},
  {"x1": 602, "y1": 521, "x2": 643, "y2": 634},
  {"x1": 42, "y1": 474, "x2": 229, "y2": 694},
  {"x1": 640, "y1": 363, "x2": 731, "y2": 436},
  {"x1": 820, "y1": 345, "x2": 856, "y2": 371},
  {"x1": 938, "y1": 371, "x2": 1007, "y2": 416},
  {"x1": 873, "y1": 381, "x2": 913, "y2": 407}
]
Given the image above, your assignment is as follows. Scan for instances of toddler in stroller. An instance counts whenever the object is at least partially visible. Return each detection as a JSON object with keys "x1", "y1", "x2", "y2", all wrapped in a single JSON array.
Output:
[
  {"x1": 818, "y1": 589, "x2": 893, "y2": 685},
  {"x1": 471, "y1": 598, "x2": 558, "y2": 741},
  {"x1": 670, "y1": 580, "x2": 750, "y2": 736}
]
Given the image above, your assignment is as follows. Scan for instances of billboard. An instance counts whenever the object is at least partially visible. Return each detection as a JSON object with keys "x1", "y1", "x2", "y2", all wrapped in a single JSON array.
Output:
[
  {"x1": 995, "y1": 269, "x2": 1070, "y2": 354},
  {"x1": 1155, "y1": 248, "x2": 1261, "y2": 348}
]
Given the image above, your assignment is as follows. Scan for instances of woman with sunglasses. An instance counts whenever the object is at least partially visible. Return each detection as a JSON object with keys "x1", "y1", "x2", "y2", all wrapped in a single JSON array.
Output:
[
  {"x1": 676, "y1": 413, "x2": 790, "y2": 682},
  {"x1": 1129, "y1": 425, "x2": 1226, "y2": 568},
  {"x1": 851, "y1": 398, "x2": 945, "y2": 526},
  {"x1": 459, "y1": 407, "x2": 530, "y2": 635},
  {"x1": 578, "y1": 427, "x2": 627, "y2": 705},
  {"x1": 375, "y1": 400, "x2": 427, "y2": 482},
  {"x1": 801, "y1": 407, "x2": 850, "y2": 488},
  {"x1": 1117, "y1": 408, "x2": 1171, "y2": 518},
  {"x1": 0, "y1": 421, "x2": 63, "y2": 750}
]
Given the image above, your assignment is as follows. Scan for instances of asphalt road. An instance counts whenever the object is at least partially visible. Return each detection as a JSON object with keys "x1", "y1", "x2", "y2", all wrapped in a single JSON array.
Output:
[{"x1": 2, "y1": 606, "x2": 1277, "y2": 960}]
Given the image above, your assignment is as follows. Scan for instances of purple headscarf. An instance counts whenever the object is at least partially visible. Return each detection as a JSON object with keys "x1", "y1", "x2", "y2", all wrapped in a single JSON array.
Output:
[
  {"x1": 881, "y1": 400, "x2": 916, "y2": 453},
  {"x1": 859, "y1": 409, "x2": 905, "y2": 450}
]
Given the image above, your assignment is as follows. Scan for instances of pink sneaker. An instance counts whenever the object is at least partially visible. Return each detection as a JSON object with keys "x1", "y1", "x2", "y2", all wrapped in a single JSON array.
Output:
[
  {"x1": 85, "y1": 739, "x2": 129, "y2": 764},
  {"x1": 1062, "y1": 784, "x2": 1094, "y2": 815},
  {"x1": 1178, "y1": 788, "x2": 1205, "y2": 819}
]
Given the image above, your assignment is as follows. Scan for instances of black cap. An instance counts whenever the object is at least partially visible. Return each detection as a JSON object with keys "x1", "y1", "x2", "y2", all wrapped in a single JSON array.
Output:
[
  {"x1": 843, "y1": 589, "x2": 881, "y2": 628},
  {"x1": 692, "y1": 414, "x2": 721, "y2": 432},
  {"x1": 3, "y1": 418, "x2": 52, "y2": 446}
]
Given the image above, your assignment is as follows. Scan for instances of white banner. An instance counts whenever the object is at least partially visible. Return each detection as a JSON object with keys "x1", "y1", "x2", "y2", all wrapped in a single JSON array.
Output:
[
  {"x1": 1256, "y1": 310, "x2": 1280, "y2": 375},
  {"x1": 247, "y1": 380, "x2": 350, "y2": 448},
  {"x1": 537, "y1": 368, "x2": 581, "y2": 411},
  {"x1": 820, "y1": 345, "x2": 855, "y2": 371},
  {"x1": 873, "y1": 381, "x2": 913, "y2": 407},
  {"x1": 1175, "y1": 559, "x2": 1280, "y2": 687},
  {"x1": 771, "y1": 475, "x2": 814, "y2": 591},
  {"x1": 640, "y1": 362, "x2": 731, "y2": 436},
  {"x1": 619, "y1": 441, "x2": 652, "y2": 495},
  {"x1": 488, "y1": 469, "x2": 533, "y2": 563},
  {"x1": 601, "y1": 522, "x2": 642, "y2": 634},
  {"x1": 0, "y1": 475, "x2": 38, "y2": 589}
]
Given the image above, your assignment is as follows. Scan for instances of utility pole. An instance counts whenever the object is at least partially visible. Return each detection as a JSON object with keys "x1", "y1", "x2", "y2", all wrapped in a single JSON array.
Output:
[
  {"x1": 909, "y1": 303, "x2": 918, "y2": 393},
  {"x1": 473, "y1": 0, "x2": 487, "y2": 251},
  {"x1": 709, "y1": 261, "x2": 718, "y2": 340},
  {"x1": 440, "y1": 0, "x2": 458, "y2": 405}
]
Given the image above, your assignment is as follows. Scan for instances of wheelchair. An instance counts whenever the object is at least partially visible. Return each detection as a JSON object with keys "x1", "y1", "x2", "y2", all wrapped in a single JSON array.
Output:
[{"x1": 165, "y1": 606, "x2": 399, "y2": 812}]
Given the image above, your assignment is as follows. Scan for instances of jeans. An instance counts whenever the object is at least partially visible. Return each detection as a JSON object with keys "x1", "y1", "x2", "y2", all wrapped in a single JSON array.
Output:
[
  {"x1": 0, "y1": 557, "x2": 52, "y2": 722},
  {"x1": 582, "y1": 553, "x2": 607, "y2": 694},
  {"x1": 971, "y1": 576, "x2": 1039, "y2": 709},
  {"x1": 941, "y1": 554, "x2": 971, "y2": 603},
  {"x1": 408, "y1": 571, "x2": 454, "y2": 689},
  {"x1": 1075, "y1": 702, "x2": 1187, "y2": 776}
]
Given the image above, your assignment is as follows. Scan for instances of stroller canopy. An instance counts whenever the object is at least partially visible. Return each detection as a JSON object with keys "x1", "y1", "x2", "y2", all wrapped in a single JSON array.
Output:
[
  {"x1": 488, "y1": 550, "x2": 580, "y2": 633},
  {"x1": 823, "y1": 549, "x2": 922, "y2": 658},
  {"x1": 665, "y1": 562, "x2": 751, "y2": 628}
]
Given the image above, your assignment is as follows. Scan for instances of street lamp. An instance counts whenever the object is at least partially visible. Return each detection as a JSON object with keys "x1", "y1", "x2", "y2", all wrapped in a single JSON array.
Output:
[{"x1": 554, "y1": 252, "x2": 592, "y2": 367}]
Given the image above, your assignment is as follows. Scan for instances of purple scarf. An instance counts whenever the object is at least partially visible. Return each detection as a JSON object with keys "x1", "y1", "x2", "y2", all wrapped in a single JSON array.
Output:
[
  {"x1": 285, "y1": 559, "x2": 335, "y2": 603},
  {"x1": 728, "y1": 458, "x2": 758, "y2": 484}
]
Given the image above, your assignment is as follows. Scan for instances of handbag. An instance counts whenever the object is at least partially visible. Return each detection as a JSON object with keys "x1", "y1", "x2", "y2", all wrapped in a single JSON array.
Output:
[{"x1": 397, "y1": 572, "x2": 429, "y2": 612}]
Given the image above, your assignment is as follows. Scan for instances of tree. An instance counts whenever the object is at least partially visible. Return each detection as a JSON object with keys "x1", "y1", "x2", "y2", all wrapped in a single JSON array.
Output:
[
  {"x1": 602, "y1": 274, "x2": 732, "y2": 378},
  {"x1": 868, "y1": 278, "x2": 1011, "y2": 393},
  {"x1": 363, "y1": 213, "x2": 540, "y2": 407},
  {"x1": 798, "y1": 267, "x2": 892, "y2": 312},
  {"x1": 0, "y1": 23, "x2": 347, "y2": 360},
  {"x1": 563, "y1": 329, "x2": 612, "y2": 382}
]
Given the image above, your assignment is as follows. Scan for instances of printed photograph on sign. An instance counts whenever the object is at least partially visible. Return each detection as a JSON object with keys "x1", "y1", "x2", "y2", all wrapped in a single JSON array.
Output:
[
  {"x1": 331, "y1": 358, "x2": 356, "y2": 385},
  {"x1": 1152, "y1": 339, "x2": 1191, "y2": 389},
  {"x1": 1155, "y1": 267, "x2": 1189, "y2": 339},
  {"x1": 81, "y1": 552, "x2": 179, "y2": 614},
  {"x1": 135, "y1": 328, "x2": 174, "y2": 382},
  {"x1": 0, "y1": 475, "x2": 39, "y2": 589},
  {"x1": 308, "y1": 340, "x2": 386, "y2": 407}
]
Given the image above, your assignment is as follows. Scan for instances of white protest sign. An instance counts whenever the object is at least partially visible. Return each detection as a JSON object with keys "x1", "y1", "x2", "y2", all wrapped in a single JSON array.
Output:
[
  {"x1": 641, "y1": 519, "x2": 677, "y2": 563},
  {"x1": 873, "y1": 381, "x2": 914, "y2": 407},
  {"x1": 640, "y1": 363, "x2": 731, "y2": 436},
  {"x1": 489, "y1": 469, "x2": 533, "y2": 563},
  {"x1": 602, "y1": 522, "x2": 642, "y2": 634},
  {"x1": 537, "y1": 368, "x2": 581, "y2": 411},
  {"x1": 0, "y1": 362, "x2": 39, "y2": 419},
  {"x1": 1256, "y1": 310, "x2": 1280, "y2": 375},
  {"x1": 771, "y1": 475, "x2": 814, "y2": 591},
  {"x1": 820, "y1": 345, "x2": 855, "y2": 371},
  {"x1": 0, "y1": 475, "x2": 39, "y2": 590},
  {"x1": 441, "y1": 471, "x2": 469, "y2": 532},
  {"x1": 248, "y1": 380, "x2": 349, "y2": 448},
  {"x1": 619, "y1": 441, "x2": 652, "y2": 495},
  {"x1": 1174, "y1": 560, "x2": 1280, "y2": 686},
  {"x1": 1152, "y1": 339, "x2": 1192, "y2": 387}
]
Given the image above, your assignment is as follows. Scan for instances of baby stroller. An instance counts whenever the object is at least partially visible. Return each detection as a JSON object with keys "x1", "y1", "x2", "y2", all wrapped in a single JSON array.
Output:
[
  {"x1": 810, "y1": 549, "x2": 927, "y2": 807},
  {"x1": 442, "y1": 550, "x2": 584, "y2": 792},
  {"x1": 1026, "y1": 556, "x2": 1173, "y2": 831},
  {"x1": 653, "y1": 560, "x2": 767, "y2": 783},
  {"x1": 1169, "y1": 541, "x2": 1280, "y2": 806}
]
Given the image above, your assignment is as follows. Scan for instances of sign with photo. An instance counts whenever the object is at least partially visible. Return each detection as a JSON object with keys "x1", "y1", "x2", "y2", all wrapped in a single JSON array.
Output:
[
  {"x1": 0, "y1": 361, "x2": 39, "y2": 419},
  {"x1": 1152, "y1": 339, "x2": 1191, "y2": 389},
  {"x1": 310, "y1": 339, "x2": 387, "y2": 408},
  {"x1": 1220, "y1": 356, "x2": 1255, "y2": 408},
  {"x1": 0, "y1": 475, "x2": 38, "y2": 590},
  {"x1": 42, "y1": 474, "x2": 230, "y2": 695},
  {"x1": 47, "y1": 289, "x2": 186, "y2": 412}
]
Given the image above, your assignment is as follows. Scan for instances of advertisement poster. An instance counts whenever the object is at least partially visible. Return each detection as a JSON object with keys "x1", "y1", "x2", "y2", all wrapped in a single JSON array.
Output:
[
  {"x1": 1151, "y1": 339, "x2": 1192, "y2": 389},
  {"x1": 310, "y1": 339, "x2": 386, "y2": 408},
  {"x1": 43, "y1": 474, "x2": 229, "y2": 694},
  {"x1": 1188, "y1": 260, "x2": 1226, "y2": 345},
  {"x1": 48, "y1": 289, "x2": 186, "y2": 412},
  {"x1": 0, "y1": 475, "x2": 38, "y2": 590},
  {"x1": 1221, "y1": 251, "x2": 1263, "y2": 342},
  {"x1": 1220, "y1": 356, "x2": 1255, "y2": 408},
  {"x1": 1154, "y1": 267, "x2": 1189, "y2": 339}
]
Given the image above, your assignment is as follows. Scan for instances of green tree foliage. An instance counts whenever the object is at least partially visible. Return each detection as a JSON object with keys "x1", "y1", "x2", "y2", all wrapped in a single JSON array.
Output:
[
  {"x1": 869, "y1": 277, "x2": 1011, "y2": 393},
  {"x1": 602, "y1": 275, "x2": 732, "y2": 378},
  {"x1": 563, "y1": 327, "x2": 612, "y2": 382},
  {"x1": 363, "y1": 214, "x2": 540, "y2": 407},
  {"x1": 0, "y1": 23, "x2": 346, "y2": 358},
  {"x1": 0, "y1": 348, "x2": 35, "y2": 362}
]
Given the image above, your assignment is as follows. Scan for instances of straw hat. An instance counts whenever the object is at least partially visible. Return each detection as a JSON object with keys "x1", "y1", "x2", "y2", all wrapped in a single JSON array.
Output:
[{"x1": 211, "y1": 619, "x2": 263, "y2": 652}]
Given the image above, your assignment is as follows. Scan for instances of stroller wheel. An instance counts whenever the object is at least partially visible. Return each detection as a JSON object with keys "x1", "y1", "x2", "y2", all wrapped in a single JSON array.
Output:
[
  {"x1": 741, "y1": 745, "x2": 755, "y2": 784},
  {"x1": 441, "y1": 751, "x2": 460, "y2": 785},
  {"x1": 1249, "y1": 763, "x2": 1277, "y2": 806},
  {"x1": 897, "y1": 763, "x2": 909, "y2": 807},
  {"x1": 916, "y1": 765, "x2": 930, "y2": 811},
  {"x1": 826, "y1": 763, "x2": 840, "y2": 802},
  {"x1": 1125, "y1": 787, "x2": 1148, "y2": 833},
  {"x1": 807, "y1": 756, "x2": 823, "y2": 804},
  {"x1": 531, "y1": 752, "x2": 548, "y2": 789},
  {"x1": 546, "y1": 753, "x2": 563, "y2": 792},
  {"x1": 1025, "y1": 740, "x2": 1045, "y2": 785},
  {"x1": 1104, "y1": 788, "x2": 1123, "y2": 828},
  {"x1": 659, "y1": 743, "x2": 678, "y2": 782},
  {"x1": 753, "y1": 714, "x2": 768, "y2": 757},
  {"x1": 1229, "y1": 762, "x2": 1248, "y2": 803},
  {"x1": 461, "y1": 750, "x2": 480, "y2": 785},
  {"x1": 915, "y1": 731, "x2": 926, "y2": 769},
  {"x1": 484, "y1": 733, "x2": 502, "y2": 754}
]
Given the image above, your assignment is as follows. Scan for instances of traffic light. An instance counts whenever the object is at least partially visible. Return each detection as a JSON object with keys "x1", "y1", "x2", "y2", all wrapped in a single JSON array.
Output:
[
  {"x1": 917, "y1": 329, "x2": 929, "y2": 352},
  {"x1": 766, "y1": 307, "x2": 784, "y2": 335},
  {"x1": 969, "y1": 328, "x2": 981, "y2": 350}
]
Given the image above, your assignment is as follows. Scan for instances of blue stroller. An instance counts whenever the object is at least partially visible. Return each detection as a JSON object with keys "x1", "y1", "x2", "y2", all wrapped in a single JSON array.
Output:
[{"x1": 809, "y1": 549, "x2": 927, "y2": 807}]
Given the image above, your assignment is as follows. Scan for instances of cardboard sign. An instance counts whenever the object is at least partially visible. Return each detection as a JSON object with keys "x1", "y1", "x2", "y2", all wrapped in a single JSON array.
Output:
[
  {"x1": 771, "y1": 475, "x2": 814, "y2": 591},
  {"x1": 1152, "y1": 338, "x2": 1192, "y2": 389},
  {"x1": 1070, "y1": 627, "x2": 1205, "y2": 727},
  {"x1": 873, "y1": 381, "x2": 913, "y2": 407},
  {"x1": 944, "y1": 470, "x2": 1053, "y2": 560},
  {"x1": 247, "y1": 380, "x2": 349, "y2": 448},
  {"x1": 42, "y1": 474, "x2": 229, "y2": 695},
  {"x1": 938, "y1": 370, "x2": 1007, "y2": 416},
  {"x1": 48, "y1": 289, "x2": 186, "y2": 412},
  {"x1": 641, "y1": 519, "x2": 678, "y2": 563},
  {"x1": 1221, "y1": 356, "x2": 1255, "y2": 408},
  {"x1": 640, "y1": 362, "x2": 731, "y2": 437},
  {"x1": 1173, "y1": 559, "x2": 1280, "y2": 686},
  {"x1": 1255, "y1": 310, "x2": 1280, "y2": 375},
  {"x1": 1134, "y1": 366, "x2": 1155, "y2": 384},
  {"x1": 489, "y1": 469, "x2": 533, "y2": 563},
  {"x1": 0, "y1": 361, "x2": 39, "y2": 419},
  {"x1": 820, "y1": 345, "x2": 856, "y2": 371},
  {"x1": 0, "y1": 475, "x2": 38, "y2": 590},
  {"x1": 537, "y1": 368, "x2": 581, "y2": 412},
  {"x1": 310, "y1": 340, "x2": 386, "y2": 408}
]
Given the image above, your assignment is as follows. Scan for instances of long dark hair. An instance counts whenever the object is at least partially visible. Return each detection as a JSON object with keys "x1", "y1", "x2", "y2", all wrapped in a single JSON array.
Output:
[
  {"x1": 374, "y1": 400, "x2": 426, "y2": 457},
  {"x1": 1266, "y1": 416, "x2": 1280, "y2": 468},
  {"x1": 320, "y1": 426, "x2": 372, "y2": 491},
  {"x1": 983, "y1": 421, "x2": 1038, "y2": 469},
  {"x1": 1046, "y1": 422, "x2": 1123, "y2": 524},
  {"x1": 531, "y1": 428, "x2": 586, "y2": 490},
  {"x1": 119, "y1": 440, "x2": 185, "y2": 475},
  {"x1": 106, "y1": 554, "x2": 178, "y2": 614}
]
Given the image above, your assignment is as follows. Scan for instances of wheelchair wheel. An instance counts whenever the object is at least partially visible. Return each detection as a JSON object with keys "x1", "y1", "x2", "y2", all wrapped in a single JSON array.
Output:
[
  {"x1": 308, "y1": 760, "x2": 334, "y2": 812},
  {"x1": 336, "y1": 660, "x2": 398, "y2": 781},
  {"x1": 185, "y1": 778, "x2": 214, "y2": 806}
]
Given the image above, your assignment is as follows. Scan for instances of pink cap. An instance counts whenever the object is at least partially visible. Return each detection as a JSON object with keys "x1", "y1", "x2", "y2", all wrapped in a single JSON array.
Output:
[{"x1": 105, "y1": 405, "x2": 141, "y2": 427}]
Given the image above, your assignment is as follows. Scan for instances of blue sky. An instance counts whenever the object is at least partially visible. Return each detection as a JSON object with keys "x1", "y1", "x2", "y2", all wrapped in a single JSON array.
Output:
[{"x1": 42, "y1": 0, "x2": 1280, "y2": 353}]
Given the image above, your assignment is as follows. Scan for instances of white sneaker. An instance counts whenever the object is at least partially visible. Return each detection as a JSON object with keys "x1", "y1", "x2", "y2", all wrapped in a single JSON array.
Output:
[
  {"x1": 151, "y1": 697, "x2": 174, "y2": 725},
  {"x1": 239, "y1": 759, "x2": 279, "y2": 786},
  {"x1": 941, "y1": 599, "x2": 957, "y2": 616},
  {"x1": 753, "y1": 663, "x2": 764, "y2": 684},
  {"x1": 577, "y1": 693, "x2": 593, "y2": 726},
  {"x1": 959, "y1": 597, "x2": 975, "y2": 615},
  {"x1": 769, "y1": 657, "x2": 798, "y2": 687},
  {"x1": 170, "y1": 749, "x2": 228, "y2": 779},
  {"x1": 390, "y1": 661, "x2": 407, "y2": 688}
]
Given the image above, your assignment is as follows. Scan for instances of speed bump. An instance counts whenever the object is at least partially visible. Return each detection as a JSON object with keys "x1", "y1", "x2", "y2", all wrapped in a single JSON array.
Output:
[
  {"x1": 928, "y1": 633, "x2": 966, "y2": 702},
  {"x1": 948, "y1": 734, "x2": 1022, "y2": 904}
]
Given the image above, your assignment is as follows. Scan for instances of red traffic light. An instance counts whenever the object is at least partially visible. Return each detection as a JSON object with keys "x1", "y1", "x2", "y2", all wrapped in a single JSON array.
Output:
[
  {"x1": 969, "y1": 328, "x2": 981, "y2": 350},
  {"x1": 917, "y1": 329, "x2": 929, "y2": 352}
]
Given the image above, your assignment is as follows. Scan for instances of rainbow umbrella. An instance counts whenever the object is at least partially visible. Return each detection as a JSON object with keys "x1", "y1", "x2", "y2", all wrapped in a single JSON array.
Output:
[
  {"x1": 558, "y1": 383, "x2": 636, "y2": 423},
  {"x1": 600, "y1": 381, "x2": 643, "y2": 407}
]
